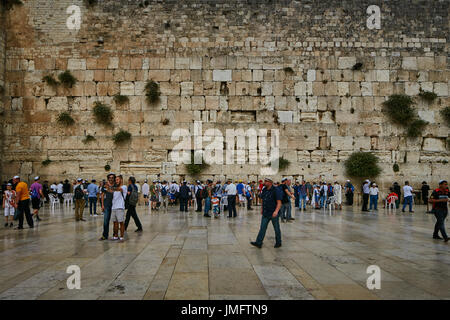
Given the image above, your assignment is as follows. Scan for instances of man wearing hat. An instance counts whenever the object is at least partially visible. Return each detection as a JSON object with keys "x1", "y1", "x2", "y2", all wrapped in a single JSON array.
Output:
[
  {"x1": 224, "y1": 179, "x2": 237, "y2": 218},
  {"x1": 30, "y1": 176, "x2": 44, "y2": 221},
  {"x1": 73, "y1": 178, "x2": 87, "y2": 221},
  {"x1": 12, "y1": 176, "x2": 33, "y2": 229},
  {"x1": 429, "y1": 180, "x2": 449, "y2": 242},
  {"x1": 251, "y1": 177, "x2": 283, "y2": 248},
  {"x1": 362, "y1": 179, "x2": 370, "y2": 212}
]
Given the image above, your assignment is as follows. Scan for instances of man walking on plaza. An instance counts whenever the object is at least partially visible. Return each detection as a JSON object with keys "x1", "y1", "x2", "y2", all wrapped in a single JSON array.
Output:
[
  {"x1": 99, "y1": 173, "x2": 115, "y2": 240},
  {"x1": 30, "y1": 176, "x2": 43, "y2": 221},
  {"x1": 429, "y1": 180, "x2": 449, "y2": 242},
  {"x1": 87, "y1": 179, "x2": 99, "y2": 216},
  {"x1": 225, "y1": 179, "x2": 237, "y2": 218},
  {"x1": 142, "y1": 179, "x2": 150, "y2": 206},
  {"x1": 73, "y1": 178, "x2": 86, "y2": 221},
  {"x1": 402, "y1": 181, "x2": 414, "y2": 213},
  {"x1": 280, "y1": 178, "x2": 295, "y2": 222},
  {"x1": 195, "y1": 180, "x2": 203, "y2": 212},
  {"x1": 13, "y1": 175, "x2": 33, "y2": 229},
  {"x1": 299, "y1": 180, "x2": 308, "y2": 211},
  {"x1": 251, "y1": 177, "x2": 283, "y2": 248},
  {"x1": 203, "y1": 179, "x2": 213, "y2": 218},
  {"x1": 179, "y1": 181, "x2": 190, "y2": 212},
  {"x1": 124, "y1": 176, "x2": 143, "y2": 233}
]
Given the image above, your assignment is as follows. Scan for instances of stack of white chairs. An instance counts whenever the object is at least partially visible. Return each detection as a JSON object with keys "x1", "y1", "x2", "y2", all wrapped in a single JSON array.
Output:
[
  {"x1": 63, "y1": 193, "x2": 73, "y2": 207},
  {"x1": 49, "y1": 193, "x2": 61, "y2": 210},
  {"x1": 386, "y1": 196, "x2": 397, "y2": 210}
]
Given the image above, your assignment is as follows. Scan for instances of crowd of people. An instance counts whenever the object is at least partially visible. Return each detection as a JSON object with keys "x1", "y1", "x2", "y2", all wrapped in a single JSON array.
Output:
[{"x1": 1, "y1": 174, "x2": 449, "y2": 244}]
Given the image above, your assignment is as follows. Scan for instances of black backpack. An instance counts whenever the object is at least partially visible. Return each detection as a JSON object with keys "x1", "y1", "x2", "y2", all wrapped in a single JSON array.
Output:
[
  {"x1": 202, "y1": 187, "x2": 209, "y2": 199},
  {"x1": 74, "y1": 185, "x2": 84, "y2": 199}
]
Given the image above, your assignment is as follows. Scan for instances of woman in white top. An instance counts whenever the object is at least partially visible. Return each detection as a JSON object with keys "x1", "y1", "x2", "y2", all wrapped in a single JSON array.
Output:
[
  {"x1": 369, "y1": 183, "x2": 379, "y2": 211},
  {"x1": 111, "y1": 175, "x2": 128, "y2": 241},
  {"x1": 333, "y1": 182, "x2": 342, "y2": 210}
]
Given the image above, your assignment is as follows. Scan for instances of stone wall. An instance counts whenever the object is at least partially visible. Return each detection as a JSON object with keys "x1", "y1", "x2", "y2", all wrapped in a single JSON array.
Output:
[{"x1": 0, "y1": 0, "x2": 449, "y2": 192}]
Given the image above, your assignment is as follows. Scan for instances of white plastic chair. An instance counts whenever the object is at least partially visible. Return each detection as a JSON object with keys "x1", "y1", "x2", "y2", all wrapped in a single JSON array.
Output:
[
  {"x1": 63, "y1": 193, "x2": 73, "y2": 207},
  {"x1": 49, "y1": 194, "x2": 60, "y2": 210},
  {"x1": 387, "y1": 196, "x2": 397, "y2": 210}
]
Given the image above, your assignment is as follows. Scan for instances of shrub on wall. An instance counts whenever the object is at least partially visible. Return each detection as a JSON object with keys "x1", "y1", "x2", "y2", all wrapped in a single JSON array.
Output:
[
  {"x1": 58, "y1": 71, "x2": 77, "y2": 88},
  {"x1": 113, "y1": 129, "x2": 132, "y2": 145},
  {"x1": 42, "y1": 159, "x2": 52, "y2": 166},
  {"x1": 440, "y1": 106, "x2": 450, "y2": 126},
  {"x1": 82, "y1": 135, "x2": 96, "y2": 144},
  {"x1": 419, "y1": 90, "x2": 437, "y2": 103},
  {"x1": 271, "y1": 157, "x2": 290, "y2": 171},
  {"x1": 186, "y1": 152, "x2": 209, "y2": 176},
  {"x1": 42, "y1": 75, "x2": 59, "y2": 87},
  {"x1": 1, "y1": 0, "x2": 23, "y2": 10},
  {"x1": 113, "y1": 94, "x2": 129, "y2": 105},
  {"x1": 104, "y1": 164, "x2": 111, "y2": 171},
  {"x1": 407, "y1": 119, "x2": 428, "y2": 138},
  {"x1": 352, "y1": 62, "x2": 363, "y2": 71},
  {"x1": 83, "y1": 0, "x2": 97, "y2": 7},
  {"x1": 145, "y1": 80, "x2": 160, "y2": 104},
  {"x1": 57, "y1": 112, "x2": 75, "y2": 126},
  {"x1": 93, "y1": 101, "x2": 114, "y2": 125},
  {"x1": 0, "y1": 85, "x2": 4, "y2": 95},
  {"x1": 283, "y1": 67, "x2": 294, "y2": 74},
  {"x1": 344, "y1": 151, "x2": 381, "y2": 179},
  {"x1": 382, "y1": 94, "x2": 415, "y2": 125},
  {"x1": 393, "y1": 163, "x2": 400, "y2": 172}
]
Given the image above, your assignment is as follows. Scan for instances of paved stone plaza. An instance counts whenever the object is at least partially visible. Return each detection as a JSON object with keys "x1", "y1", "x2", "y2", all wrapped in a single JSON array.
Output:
[{"x1": 0, "y1": 204, "x2": 448, "y2": 300}]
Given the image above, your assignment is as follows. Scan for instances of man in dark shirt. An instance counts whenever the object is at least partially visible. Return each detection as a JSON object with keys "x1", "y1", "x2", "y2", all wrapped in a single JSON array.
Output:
[
  {"x1": 393, "y1": 182, "x2": 401, "y2": 208},
  {"x1": 99, "y1": 173, "x2": 116, "y2": 240},
  {"x1": 429, "y1": 180, "x2": 449, "y2": 242},
  {"x1": 179, "y1": 181, "x2": 190, "y2": 212},
  {"x1": 125, "y1": 176, "x2": 143, "y2": 232},
  {"x1": 421, "y1": 181, "x2": 431, "y2": 212},
  {"x1": 63, "y1": 179, "x2": 71, "y2": 194},
  {"x1": 251, "y1": 177, "x2": 283, "y2": 248}
]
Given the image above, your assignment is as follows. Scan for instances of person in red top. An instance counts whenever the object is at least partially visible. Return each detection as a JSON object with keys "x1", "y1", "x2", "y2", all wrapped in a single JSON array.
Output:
[
  {"x1": 429, "y1": 180, "x2": 449, "y2": 242},
  {"x1": 257, "y1": 180, "x2": 264, "y2": 206},
  {"x1": 386, "y1": 187, "x2": 399, "y2": 208}
]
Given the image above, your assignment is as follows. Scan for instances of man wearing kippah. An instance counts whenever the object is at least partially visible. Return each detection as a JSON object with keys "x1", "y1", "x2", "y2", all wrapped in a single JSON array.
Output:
[
  {"x1": 429, "y1": 180, "x2": 449, "y2": 242},
  {"x1": 251, "y1": 177, "x2": 283, "y2": 248}
]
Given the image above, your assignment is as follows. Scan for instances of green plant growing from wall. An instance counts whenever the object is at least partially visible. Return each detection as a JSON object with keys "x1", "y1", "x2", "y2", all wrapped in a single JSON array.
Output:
[
  {"x1": 162, "y1": 118, "x2": 170, "y2": 125},
  {"x1": 440, "y1": 106, "x2": 450, "y2": 126},
  {"x1": 42, "y1": 75, "x2": 59, "y2": 87},
  {"x1": 57, "y1": 112, "x2": 75, "y2": 126},
  {"x1": 1, "y1": 0, "x2": 23, "y2": 10},
  {"x1": 82, "y1": 135, "x2": 96, "y2": 144},
  {"x1": 93, "y1": 101, "x2": 114, "y2": 126},
  {"x1": 407, "y1": 119, "x2": 428, "y2": 138},
  {"x1": 344, "y1": 151, "x2": 381, "y2": 179},
  {"x1": 393, "y1": 163, "x2": 400, "y2": 172},
  {"x1": 185, "y1": 152, "x2": 210, "y2": 176},
  {"x1": 145, "y1": 80, "x2": 160, "y2": 104},
  {"x1": 113, "y1": 129, "x2": 132, "y2": 145},
  {"x1": 104, "y1": 164, "x2": 111, "y2": 171},
  {"x1": 271, "y1": 157, "x2": 290, "y2": 171},
  {"x1": 0, "y1": 85, "x2": 4, "y2": 95},
  {"x1": 83, "y1": 0, "x2": 97, "y2": 7},
  {"x1": 113, "y1": 94, "x2": 129, "y2": 105},
  {"x1": 382, "y1": 94, "x2": 415, "y2": 125},
  {"x1": 58, "y1": 71, "x2": 77, "y2": 88},
  {"x1": 42, "y1": 159, "x2": 52, "y2": 166},
  {"x1": 419, "y1": 90, "x2": 437, "y2": 103}
]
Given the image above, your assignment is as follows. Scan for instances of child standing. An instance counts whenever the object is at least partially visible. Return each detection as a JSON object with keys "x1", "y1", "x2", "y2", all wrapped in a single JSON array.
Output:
[
  {"x1": 211, "y1": 194, "x2": 220, "y2": 218},
  {"x1": 3, "y1": 183, "x2": 16, "y2": 227}
]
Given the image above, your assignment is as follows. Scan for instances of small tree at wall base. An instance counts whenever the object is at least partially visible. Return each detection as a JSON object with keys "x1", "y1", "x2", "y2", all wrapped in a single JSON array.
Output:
[{"x1": 344, "y1": 151, "x2": 381, "y2": 180}]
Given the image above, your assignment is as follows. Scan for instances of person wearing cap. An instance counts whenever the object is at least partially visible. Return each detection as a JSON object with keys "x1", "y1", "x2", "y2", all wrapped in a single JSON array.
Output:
[
  {"x1": 30, "y1": 176, "x2": 44, "y2": 221},
  {"x1": 12, "y1": 176, "x2": 33, "y2": 229},
  {"x1": 87, "y1": 179, "x2": 99, "y2": 216},
  {"x1": 99, "y1": 173, "x2": 116, "y2": 240},
  {"x1": 142, "y1": 180, "x2": 150, "y2": 206},
  {"x1": 401, "y1": 181, "x2": 414, "y2": 213},
  {"x1": 429, "y1": 180, "x2": 449, "y2": 242},
  {"x1": 280, "y1": 178, "x2": 295, "y2": 222},
  {"x1": 2, "y1": 183, "x2": 16, "y2": 228},
  {"x1": 251, "y1": 177, "x2": 283, "y2": 248},
  {"x1": 179, "y1": 181, "x2": 190, "y2": 213},
  {"x1": 362, "y1": 179, "x2": 371, "y2": 212},
  {"x1": 224, "y1": 179, "x2": 237, "y2": 218},
  {"x1": 369, "y1": 182, "x2": 379, "y2": 211}
]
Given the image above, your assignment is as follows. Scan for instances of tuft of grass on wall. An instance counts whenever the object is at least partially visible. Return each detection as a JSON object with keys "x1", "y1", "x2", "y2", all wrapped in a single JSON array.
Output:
[
  {"x1": 185, "y1": 152, "x2": 209, "y2": 176},
  {"x1": 440, "y1": 106, "x2": 450, "y2": 126},
  {"x1": 113, "y1": 129, "x2": 132, "y2": 145},
  {"x1": 57, "y1": 112, "x2": 75, "y2": 126},
  {"x1": 113, "y1": 94, "x2": 129, "y2": 105},
  {"x1": 104, "y1": 164, "x2": 111, "y2": 171},
  {"x1": 1, "y1": 0, "x2": 23, "y2": 10},
  {"x1": 42, "y1": 159, "x2": 52, "y2": 166},
  {"x1": 145, "y1": 80, "x2": 160, "y2": 104},
  {"x1": 93, "y1": 101, "x2": 114, "y2": 126},
  {"x1": 406, "y1": 119, "x2": 428, "y2": 138},
  {"x1": 0, "y1": 85, "x2": 4, "y2": 95},
  {"x1": 419, "y1": 90, "x2": 438, "y2": 103},
  {"x1": 393, "y1": 163, "x2": 400, "y2": 172},
  {"x1": 351, "y1": 62, "x2": 363, "y2": 71},
  {"x1": 271, "y1": 157, "x2": 290, "y2": 171},
  {"x1": 58, "y1": 71, "x2": 77, "y2": 88},
  {"x1": 283, "y1": 67, "x2": 294, "y2": 74},
  {"x1": 82, "y1": 135, "x2": 96, "y2": 144},
  {"x1": 382, "y1": 94, "x2": 415, "y2": 126},
  {"x1": 42, "y1": 75, "x2": 59, "y2": 87}
]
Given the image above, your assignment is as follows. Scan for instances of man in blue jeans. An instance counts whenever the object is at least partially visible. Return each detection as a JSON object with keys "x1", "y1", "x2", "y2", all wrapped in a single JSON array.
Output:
[
  {"x1": 87, "y1": 179, "x2": 99, "y2": 216},
  {"x1": 402, "y1": 181, "x2": 414, "y2": 213},
  {"x1": 251, "y1": 177, "x2": 283, "y2": 248},
  {"x1": 299, "y1": 180, "x2": 308, "y2": 210},
  {"x1": 99, "y1": 173, "x2": 115, "y2": 240}
]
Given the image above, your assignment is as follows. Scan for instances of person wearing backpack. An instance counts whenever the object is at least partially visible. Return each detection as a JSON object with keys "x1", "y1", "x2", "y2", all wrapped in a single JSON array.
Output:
[
  {"x1": 30, "y1": 176, "x2": 44, "y2": 222},
  {"x1": 124, "y1": 176, "x2": 143, "y2": 233},
  {"x1": 74, "y1": 178, "x2": 87, "y2": 221},
  {"x1": 160, "y1": 181, "x2": 169, "y2": 211},
  {"x1": 195, "y1": 180, "x2": 203, "y2": 212}
]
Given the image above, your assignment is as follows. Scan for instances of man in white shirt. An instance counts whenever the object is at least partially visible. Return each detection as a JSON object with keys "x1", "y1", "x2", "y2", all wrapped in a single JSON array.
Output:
[
  {"x1": 142, "y1": 180, "x2": 150, "y2": 206},
  {"x1": 362, "y1": 179, "x2": 370, "y2": 212},
  {"x1": 224, "y1": 179, "x2": 237, "y2": 218},
  {"x1": 111, "y1": 175, "x2": 127, "y2": 241},
  {"x1": 402, "y1": 181, "x2": 414, "y2": 213},
  {"x1": 56, "y1": 181, "x2": 64, "y2": 202},
  {"x1": 50, "y1": 182, "x2": 57, "y2": 194}
]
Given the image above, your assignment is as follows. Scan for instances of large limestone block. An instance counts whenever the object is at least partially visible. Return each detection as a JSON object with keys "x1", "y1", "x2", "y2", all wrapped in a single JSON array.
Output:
[
  {"x1": 67, "y1": 58, "x2": 86, "y2": 70},
  {"x1": 47, "y1": 97, "x2": 68, "y2": 111},
  {"x1": 402, "y1": 57, "x2": 417, "y2": 70},
  {"x1": 422, "y1": 138, "x2": 446, "y2": 152},
  {"x1": 120, "y1": 82, "x2": 135, "y2": 95},
  {"x1": 338, "y1": 57, "x2": 356, "y2": 69},
  {"x1": 330, "y1": 136, "x2": 353, "y2": 150}
]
